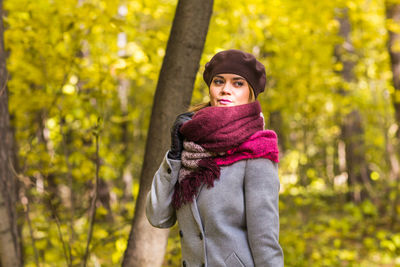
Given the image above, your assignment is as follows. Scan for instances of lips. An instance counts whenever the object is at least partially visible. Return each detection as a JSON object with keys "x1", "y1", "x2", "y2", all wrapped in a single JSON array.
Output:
[{"x1": 218, "y1": 99, "x2": 232, "y2": 105}]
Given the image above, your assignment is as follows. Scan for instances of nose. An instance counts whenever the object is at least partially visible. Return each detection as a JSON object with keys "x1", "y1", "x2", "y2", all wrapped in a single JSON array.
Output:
[{"x1": 221, "y1": 83, "x2": 233, "y2": 94}]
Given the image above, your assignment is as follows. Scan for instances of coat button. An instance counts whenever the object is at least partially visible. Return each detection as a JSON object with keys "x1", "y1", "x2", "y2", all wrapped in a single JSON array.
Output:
[
  {"x1": 179, "y1": 230, "x2": 183, "y2": 238},
  {"x1": 182, "y1": 260, "x2": 187, "y2": 267},
  {"x1": 199, "y1": 232, "x2": 203, "y2": 240},
  {"x1": 167, "y1": 168, "x2": 171, "y2": 174}
]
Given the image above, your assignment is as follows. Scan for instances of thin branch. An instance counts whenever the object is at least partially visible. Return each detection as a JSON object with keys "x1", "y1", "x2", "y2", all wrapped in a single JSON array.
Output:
[
  {"x1": 82, "y1": 119, "x2": 101, "y2": 267},
  {"x1": 21, "y1": 193, "x2": 40, "y2": 267},
  {"x1": 10, "y1": 155, "x2": 73, "y2": 266},
  {"x1": 59, "y1": 110, "x2": 75, "y2": 263},
  {"x1": 47, "y1": 196, "x2": 72, "y2": 267}
]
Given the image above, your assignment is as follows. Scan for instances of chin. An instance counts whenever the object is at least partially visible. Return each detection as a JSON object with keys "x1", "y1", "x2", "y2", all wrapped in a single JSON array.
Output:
[{"x1": 218, "y1": 103, "x2": 234, "y2": 107}]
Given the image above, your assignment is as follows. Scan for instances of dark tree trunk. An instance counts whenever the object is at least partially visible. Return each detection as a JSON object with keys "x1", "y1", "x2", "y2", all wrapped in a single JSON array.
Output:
[
  {"x1": 98, "y1": 178, "x2": 113, "y2": 222},
  {"x1": 117, "y1": 78, "x2": 134, "y2": 206},
  {"x1": 341, "y1": 110, "x2": 371, "y2": 201},
  {"x1": 122, "y1": 0, "x2": 214, "y2": 266},
  {"x1": 387, "y1": 3, "x2": 400, "y2": 139},
  {"x1": 269, "y1": 111, "x2": 286, "y2": 153},
  {"x1": 385, "y1": 1, "x2": 400, "y2": 227},
  {"x1": 0, "y1": 1, "x2": 23, "y2": 265},
  {"x1": 335, "y1": 8, "x2": 371, "y2": 203}
]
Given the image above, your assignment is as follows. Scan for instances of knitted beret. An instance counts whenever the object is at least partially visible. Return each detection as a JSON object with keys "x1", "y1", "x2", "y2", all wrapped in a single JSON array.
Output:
[{"x1": 203, "y1": 49, "x2": 266, "y2": 98}]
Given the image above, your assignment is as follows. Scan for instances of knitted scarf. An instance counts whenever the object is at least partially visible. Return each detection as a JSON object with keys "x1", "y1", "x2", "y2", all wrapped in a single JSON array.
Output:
[{"x1": 172, "y1": 101, "x2": 279, "y2": 209}]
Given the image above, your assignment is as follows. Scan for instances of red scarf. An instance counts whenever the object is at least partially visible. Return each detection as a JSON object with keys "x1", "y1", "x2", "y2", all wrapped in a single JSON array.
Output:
[{"x1": 172, "y1": 101, "x2": 279, "y2": 209}]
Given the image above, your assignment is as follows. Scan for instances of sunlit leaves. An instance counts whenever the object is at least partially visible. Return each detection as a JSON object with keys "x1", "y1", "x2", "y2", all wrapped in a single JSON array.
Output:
[
  {"x1": 5, "y1": 0, "x2": 177, "y2": 265},
  {"x1": 4, "y1": 0, "x2": 400, "y2": 265}
]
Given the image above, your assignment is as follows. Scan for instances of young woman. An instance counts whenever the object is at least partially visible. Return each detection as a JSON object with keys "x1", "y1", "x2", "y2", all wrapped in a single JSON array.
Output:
[{"x1": 146, "y1": 49, "x2": 284, "y2": 267}]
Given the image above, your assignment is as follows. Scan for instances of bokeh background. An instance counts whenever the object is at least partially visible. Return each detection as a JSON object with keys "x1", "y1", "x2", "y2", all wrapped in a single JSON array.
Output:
[{"x1": 2, "y1": 0, "x2": 400, "y2": 266}]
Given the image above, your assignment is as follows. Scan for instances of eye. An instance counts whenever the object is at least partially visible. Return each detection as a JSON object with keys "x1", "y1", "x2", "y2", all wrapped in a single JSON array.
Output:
[
  {"x1": 213, "y1": 78, "x2": 224, "y2": 85},
  {"x1": 234, "y1": 81, "x2": 245, "y2": 87}
]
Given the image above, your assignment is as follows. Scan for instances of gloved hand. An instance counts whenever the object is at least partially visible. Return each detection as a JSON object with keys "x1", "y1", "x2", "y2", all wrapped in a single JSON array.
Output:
[{"x1": 167, "y1": 112, "x2": 194, "y2": 160}]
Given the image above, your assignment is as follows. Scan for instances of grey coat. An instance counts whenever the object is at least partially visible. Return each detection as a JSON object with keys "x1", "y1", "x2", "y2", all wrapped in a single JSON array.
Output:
[{"x1": 146, "y1": 151, "x2": 284, "y2": 267}]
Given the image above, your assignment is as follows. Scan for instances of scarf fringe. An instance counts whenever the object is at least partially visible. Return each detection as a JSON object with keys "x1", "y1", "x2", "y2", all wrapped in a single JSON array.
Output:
[{"x1": 172, "y1": 158, "x2": 220, "y2": 209}]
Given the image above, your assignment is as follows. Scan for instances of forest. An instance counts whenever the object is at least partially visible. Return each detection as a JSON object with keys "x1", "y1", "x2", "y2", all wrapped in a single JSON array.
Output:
[{"x1": 1, "y1": 0, "x2": 400, "y2": 266}]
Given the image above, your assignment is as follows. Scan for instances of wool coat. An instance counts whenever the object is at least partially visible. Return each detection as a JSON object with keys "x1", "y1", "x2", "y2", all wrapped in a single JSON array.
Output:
[{"x1": 146, "y1": 151, "x2": 284, "y2": 267}]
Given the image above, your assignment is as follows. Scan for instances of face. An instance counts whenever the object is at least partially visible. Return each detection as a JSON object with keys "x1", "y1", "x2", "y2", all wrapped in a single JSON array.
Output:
[{"x1": 209, "y1": 73, "x2": 250, "y2": 107}]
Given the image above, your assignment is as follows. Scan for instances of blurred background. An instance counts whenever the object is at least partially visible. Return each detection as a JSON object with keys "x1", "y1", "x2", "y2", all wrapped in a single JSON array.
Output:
[{"x1": 1, "y1": 0, "x2": 400, "y2": 266}]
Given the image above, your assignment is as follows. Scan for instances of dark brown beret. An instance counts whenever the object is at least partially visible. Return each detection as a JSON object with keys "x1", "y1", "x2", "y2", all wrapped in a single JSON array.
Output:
[{"x1": 203, "y1": 49, "x2": 266, "y2": 98}]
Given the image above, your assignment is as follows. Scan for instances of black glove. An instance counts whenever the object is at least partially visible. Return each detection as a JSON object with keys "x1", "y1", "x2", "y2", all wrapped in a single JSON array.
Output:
[{"x1": 168, "y1": 112, "x2": 194, "y2": 160}]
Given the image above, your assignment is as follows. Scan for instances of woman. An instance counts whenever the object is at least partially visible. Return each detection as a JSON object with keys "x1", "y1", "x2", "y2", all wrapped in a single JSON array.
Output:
[{"x1": 146, "y1": 49, "x2": 284, "y2": 267}]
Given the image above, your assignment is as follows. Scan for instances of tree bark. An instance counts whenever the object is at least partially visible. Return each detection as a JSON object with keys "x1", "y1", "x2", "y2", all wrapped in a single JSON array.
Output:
[
  {"x1": 335, "y1": 8, "x2": 371, "y2": 203},
  {"x1": 122, "y1": 0, "x2": 214, "y2": 266},
  {"x1": 269, "y1": 111, "x2": 286, "y2": 153},
  {"x1": 0, "y1": 1, "x2": 23, "y2": 265},
  {"x1": 385, "y1": 1, "x2": 400, "y2": 227},
  {"x1": 386, "y1": 2, "x2": 400, "y2": 139}
]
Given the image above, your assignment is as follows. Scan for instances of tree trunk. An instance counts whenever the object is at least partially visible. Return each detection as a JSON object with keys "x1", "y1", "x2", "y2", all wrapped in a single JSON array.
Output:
[
  {"x1": 117, "y1": 78, "x2": 133, "y2": 204},
  {"x1": 0, "y1": 1, "x2": 23, "y2": 265},
  {"x1": 335, "y1": 8, "x2": 371, "y2": 203},
  {"x1": 122, "y1": 0, "x2": 214, "y2": 266},
  {"x1": 385, "y1": 1, "x2": 400, "y2": 227},
  {"x1": 269, "y1": 111, "x2": 286, "y2": 153},
  {"x1": 387, "y1": 2, "x2": 400, "y2": 139}
]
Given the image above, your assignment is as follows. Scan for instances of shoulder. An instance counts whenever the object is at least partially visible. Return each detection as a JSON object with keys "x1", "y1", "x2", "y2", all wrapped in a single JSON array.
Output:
[
  {"x1": 244, "y1": 158, "x2": 280, "y2": 188},
  {"x1": 245, "y1": 157, "x2": 278, "y2": 172},
  {"x1": 221, "y1": 158, "x2": 277, "y2": 172}
]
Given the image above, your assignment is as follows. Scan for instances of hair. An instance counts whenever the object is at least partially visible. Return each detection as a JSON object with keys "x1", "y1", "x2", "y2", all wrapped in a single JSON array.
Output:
[{"x1": 188, "y1": 86, "x2": 256, "y2": 113}]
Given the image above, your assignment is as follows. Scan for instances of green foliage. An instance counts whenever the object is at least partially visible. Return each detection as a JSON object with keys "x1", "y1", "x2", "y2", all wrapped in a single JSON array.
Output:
[
  {"x1": 5, "y1": 0, "x2": 177, "y2": 265},
  {"x1": 279, "y1": 192, "x2": 400, "y2": 266},
  {"x1": 3, "y1": 0, "x2": 400, "y2": 265}
]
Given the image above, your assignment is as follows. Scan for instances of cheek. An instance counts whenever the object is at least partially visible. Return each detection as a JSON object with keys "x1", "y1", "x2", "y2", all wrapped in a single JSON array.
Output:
[
  {"x1": 237, "y1": 87, "x2": 250, "y2": 103},
  {"x1": 209, "y1": 86, "x2": 218, "y2": 102}
]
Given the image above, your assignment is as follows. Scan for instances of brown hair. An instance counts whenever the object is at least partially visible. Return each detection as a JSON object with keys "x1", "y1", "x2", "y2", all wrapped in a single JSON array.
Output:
[{"x1": 188, "y1": 86, "x2": 256, "y2": 112}]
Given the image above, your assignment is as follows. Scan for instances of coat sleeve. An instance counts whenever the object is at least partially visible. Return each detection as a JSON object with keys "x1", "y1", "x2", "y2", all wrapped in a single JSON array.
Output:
[
  {"x1": 145, "y1": 151, "x2": 181, "y2": 228},
  {"x1": 244, "y1": 158, "x2": 284, "y2": 267}
]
